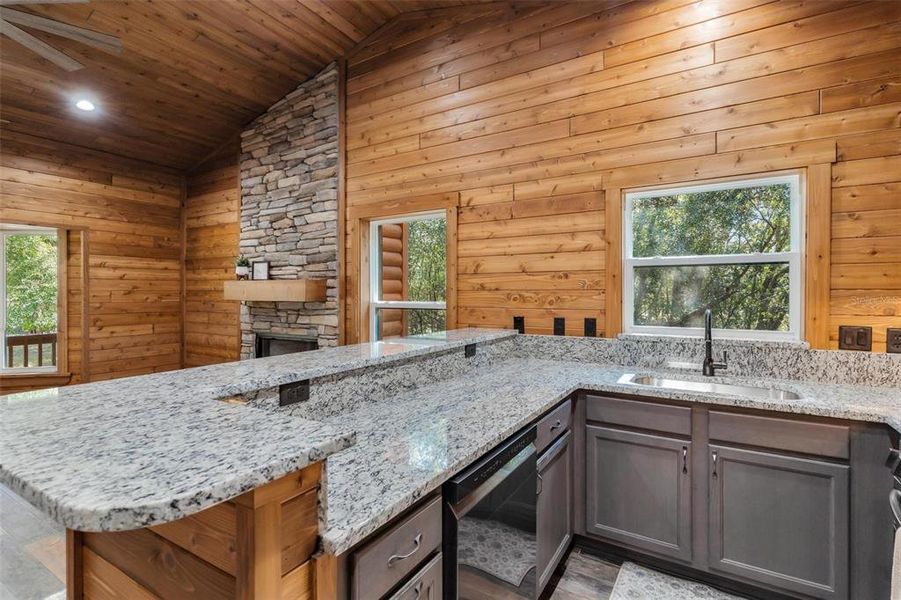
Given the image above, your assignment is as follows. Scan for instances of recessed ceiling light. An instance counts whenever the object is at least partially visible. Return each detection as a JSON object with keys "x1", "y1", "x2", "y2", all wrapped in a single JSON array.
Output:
[{"x1": 75, "y1": 99, "x2": 95, "y2": 112}]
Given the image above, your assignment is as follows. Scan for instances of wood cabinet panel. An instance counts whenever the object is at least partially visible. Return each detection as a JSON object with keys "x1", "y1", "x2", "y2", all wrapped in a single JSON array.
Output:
[
  {"x1": 537, "y1": 432, "x2": 573, "y2": 593},
  {"x1": 708, "y1": 445, "x2": 849, "y2": 599},
  {"x1": 708, "y1": 410, "x2": 849, "y2": 459},
  {"x1": 585, "y1": 425, "x2": 692, "y2": 562},
  {"x1": 586, "y1": 395, "x2": 692, "y2": 436},
  {"x1": 83, "y1": 528, "x2": 236, "y2": 599},
  {"x1": 352, "y1": 496, "x2": 442, "y2": 600}
]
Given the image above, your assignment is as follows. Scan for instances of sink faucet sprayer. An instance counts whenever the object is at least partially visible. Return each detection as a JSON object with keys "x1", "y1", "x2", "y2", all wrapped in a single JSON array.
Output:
[{"x1": 703, "y1": 309, "x2": 728, "y2": 377}]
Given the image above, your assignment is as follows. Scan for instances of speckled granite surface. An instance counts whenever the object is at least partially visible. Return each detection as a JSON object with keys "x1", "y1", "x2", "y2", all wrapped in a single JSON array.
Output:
[
  {"x1": 0, "y1": 328, "x2": 514, "y2": 531},
  {"x1": 516, "y1": 334, "x2": 901, "y2": 387},
  {"x1": 4, "y1": 328, "x2": 899, "y2": 547},
  {"x1": 312, "y1": 355, "x2": 901, "y2": 555}
]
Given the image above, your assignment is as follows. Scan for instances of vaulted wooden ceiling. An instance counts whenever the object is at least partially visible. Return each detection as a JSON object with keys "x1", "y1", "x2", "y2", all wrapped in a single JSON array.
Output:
[{"x1": 0, "y1": 0, "x2": 495, "y2": 171}]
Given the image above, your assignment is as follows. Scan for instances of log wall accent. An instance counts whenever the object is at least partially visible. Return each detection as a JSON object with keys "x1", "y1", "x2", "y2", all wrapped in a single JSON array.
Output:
[
  {"x1": 184, "y1": 146, "x2": 241, "y2": 367},
  {"x1": 378, "y1": 222, "x2": 408, "y2": 338},
  {"x1": 0, "y1": 132, "x2": 184, "y2": 389},
  {"x1": 342, "y1": 0, "x2": 901, "y2": 349}
]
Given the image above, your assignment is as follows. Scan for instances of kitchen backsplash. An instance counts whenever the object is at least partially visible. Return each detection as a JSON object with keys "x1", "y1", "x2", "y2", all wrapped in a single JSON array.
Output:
[{"x1": 514, "y1": 334, "x2": 901, "y2": 388}]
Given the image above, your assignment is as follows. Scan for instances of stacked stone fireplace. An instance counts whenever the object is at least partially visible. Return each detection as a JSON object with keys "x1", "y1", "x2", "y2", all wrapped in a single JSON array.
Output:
[{"x1": 238, "y1": 63, "x2": 339, "y2": 358}]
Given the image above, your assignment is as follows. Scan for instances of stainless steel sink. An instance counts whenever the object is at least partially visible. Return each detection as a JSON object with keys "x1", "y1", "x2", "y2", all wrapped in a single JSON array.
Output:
[{"x1": 619, "y1": 374, "x2": 801, "y2": 400}]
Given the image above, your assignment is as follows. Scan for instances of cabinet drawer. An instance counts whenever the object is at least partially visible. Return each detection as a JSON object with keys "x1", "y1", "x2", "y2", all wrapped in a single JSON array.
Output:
[
  {"x1": 536, "y1": 399, "x2": 572, "y2": 454},
  {"x1": 389, "y1": 553, "x2": 442, "y2": 600},
  {"x1": 709, "y1": 411, "x2": 849, "y2": 459},
  {"x1": 352, "y1": 496, "x2": 442, "y2": 600},
  {"x1": 586, "y1": 394, "x2": 691, "y2": 436}
]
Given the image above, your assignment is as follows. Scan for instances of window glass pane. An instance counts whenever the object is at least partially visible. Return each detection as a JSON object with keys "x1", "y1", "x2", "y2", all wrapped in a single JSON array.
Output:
[
  {"x1": 4, "y1": 232, "x2": 59, "y2": 369},
  {"x1": 633, "y1": 263, "x2": 790, "y2": 331},
  {"x1": 377, "y1": 217, "x2": 446, "y2": 302},
  {"x1": 631, "y1": 182, "x2": 791, "y2": 257},
  {"x1": 407, "y1": 219, "x2": 446, "y2": 302},
  {"x1": 376, "y1": 308, "x2": 446, "y2": 340}
]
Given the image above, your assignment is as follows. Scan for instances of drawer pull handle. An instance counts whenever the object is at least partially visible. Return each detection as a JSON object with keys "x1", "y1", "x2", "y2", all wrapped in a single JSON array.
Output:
[
  {"x1": 712, "y1": 451, "x2": 719, "y2": 479},
  {"x1": 549, "y1": 419, "x2": 563, "y2": 431},
  {"x1": 387, "y1": 533, "x2": 422, "y2": 567}
]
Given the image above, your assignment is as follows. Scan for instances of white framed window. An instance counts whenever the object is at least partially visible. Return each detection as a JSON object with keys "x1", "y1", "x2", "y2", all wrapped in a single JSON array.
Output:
[
  {"x1": 369, "y1": 211, "x2": 447, "y2": 341},
  {"x1": 1, "y1": 225, "x2": 60, "y2": 372},
  {"x1": 623, "y1": 173, "x2": 803, "y2": 340}
]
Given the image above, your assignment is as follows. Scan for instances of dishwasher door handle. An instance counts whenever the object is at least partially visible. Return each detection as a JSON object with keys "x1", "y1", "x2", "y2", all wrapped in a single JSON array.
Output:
[{"x1": 891, "y1": 489, "x2": 901, "y2": 530}]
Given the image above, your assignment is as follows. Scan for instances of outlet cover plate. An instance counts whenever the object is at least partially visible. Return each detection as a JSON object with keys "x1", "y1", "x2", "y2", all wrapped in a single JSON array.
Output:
[
  {"x1": 887, "y1": 328, "x2": 901, "y2": 354},
  {"x1": 279, "y1": 379, "x2": 310, "y2": 407},
  {"x1": 838, "y1": 326, "x2": 872, "y2": 351}
]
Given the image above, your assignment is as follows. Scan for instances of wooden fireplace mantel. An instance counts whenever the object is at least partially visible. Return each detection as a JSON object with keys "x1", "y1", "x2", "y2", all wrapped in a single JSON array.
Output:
[{"x1": 223, "y1": 279, "x2": 328, "y2": 302}]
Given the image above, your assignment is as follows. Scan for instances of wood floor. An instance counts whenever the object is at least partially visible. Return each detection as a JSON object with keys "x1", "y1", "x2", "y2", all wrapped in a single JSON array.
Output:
[{"x1": 546, "y1": 548, "x2": 620, "y2": 600}]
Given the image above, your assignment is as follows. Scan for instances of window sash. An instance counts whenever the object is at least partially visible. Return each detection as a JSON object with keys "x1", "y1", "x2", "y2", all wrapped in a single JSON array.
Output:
[
  {"x1": 622, "y1": 174, "x2": 803, "y2": 340},
  {"x1": 368, "y1": 211, "x2": 447, "y2": 341}
]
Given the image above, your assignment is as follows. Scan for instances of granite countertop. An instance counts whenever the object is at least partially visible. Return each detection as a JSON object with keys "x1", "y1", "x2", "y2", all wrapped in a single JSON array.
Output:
[
  {"x1": 0, "y1": 328, "x2": 514, "y2": 532},
  {"x1": 312, "y1": 358, "x2": 901, "y2": 555}
]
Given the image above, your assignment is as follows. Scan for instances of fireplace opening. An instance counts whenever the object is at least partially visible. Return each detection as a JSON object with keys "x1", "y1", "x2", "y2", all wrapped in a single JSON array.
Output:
[{"x1": 255, "y1": 333, "x2": 319, "y2": 358}]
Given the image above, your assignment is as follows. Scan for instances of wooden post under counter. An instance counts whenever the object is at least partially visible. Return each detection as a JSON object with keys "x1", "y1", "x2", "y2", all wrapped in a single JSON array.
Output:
[{"x1": 66, "y1": 462, "x2": 322, "y2": 600}]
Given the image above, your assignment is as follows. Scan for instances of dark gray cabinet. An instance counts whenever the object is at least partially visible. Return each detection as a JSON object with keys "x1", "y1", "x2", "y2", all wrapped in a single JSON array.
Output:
[
  {"x1": 585, "y1": 425, "x2": 692, "y2": 562},
  {"x1": 537, "y1": 431, "x2": 573, "y2": 592},
  {"x1": 708, "y1": 445, "x2": 849, "y2": 599}
]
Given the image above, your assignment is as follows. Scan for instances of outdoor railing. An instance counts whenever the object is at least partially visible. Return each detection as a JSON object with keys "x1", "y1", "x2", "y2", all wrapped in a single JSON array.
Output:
[{"x1": 5, "y1": 333, "x2": 57, "y2": 368}]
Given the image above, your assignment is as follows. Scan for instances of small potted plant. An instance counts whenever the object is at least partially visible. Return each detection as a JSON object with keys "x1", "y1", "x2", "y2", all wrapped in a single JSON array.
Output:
[{"x1": 235, "y1": 256, "x2": 251, "y2": 280}]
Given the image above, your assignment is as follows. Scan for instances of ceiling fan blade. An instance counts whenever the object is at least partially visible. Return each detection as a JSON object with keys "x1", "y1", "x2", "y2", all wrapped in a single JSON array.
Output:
[
  {"x1": 0, "y1": 7, "x2": 122, "y2": 54},
  {"x1": 0, "y1": 0, "x2": 88, "y2": 5},
  {"x1": 0, "y1": 18, "x2": 83, "y2": 71}
]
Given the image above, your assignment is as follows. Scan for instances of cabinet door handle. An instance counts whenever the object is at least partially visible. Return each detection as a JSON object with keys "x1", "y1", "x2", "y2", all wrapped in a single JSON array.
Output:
[
  {"x1": 387, "y1": 533, "x2": 422, "y2": 567},
  {"x1": 712, "y1": 451, "x2": 719, "y2": 479},
  {"x1": 537, "y1": 473, "x2": 543, "y2": 495},
  {"x1": 413, "y1": 580, "x2": 424, "y2": 599},
  {"x1": 549, "y1": 419, "x2": 563, "y2": 431},
  {"x1": 682, "y1": 446, "x2": 688, "y2": 474}
]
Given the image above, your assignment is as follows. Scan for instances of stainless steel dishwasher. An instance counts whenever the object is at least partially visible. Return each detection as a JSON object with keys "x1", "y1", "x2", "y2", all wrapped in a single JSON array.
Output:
[{"x1": 443, "y1": 426, "x2": 538, "y2": 599}]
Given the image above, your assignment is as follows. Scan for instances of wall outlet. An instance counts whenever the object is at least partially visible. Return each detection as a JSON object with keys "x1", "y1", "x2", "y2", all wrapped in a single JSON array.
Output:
[
  {"x1": 554, "y1": 317, "x2": 565, "y2": 335},
  {"x1": 887, "y1": 328, "x2": 901, "y2": 354},
  {"x1": 279, "y1": 379, "x2": 310, "y2": 407},
  {"x1": 584, "y1": 318, "x2": 597, "y2": 337},
  {"x1": 838, "y1": 326, "x2": 872, "y2": 351},
  {"x1": 513, "y1": 316, "x2": 525, "y2": 334}
]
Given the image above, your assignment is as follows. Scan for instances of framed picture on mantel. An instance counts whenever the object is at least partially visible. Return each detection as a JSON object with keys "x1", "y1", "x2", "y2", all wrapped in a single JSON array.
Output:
[{"x1": 252, "y1": 261, "x2": 269, "y2": 280}]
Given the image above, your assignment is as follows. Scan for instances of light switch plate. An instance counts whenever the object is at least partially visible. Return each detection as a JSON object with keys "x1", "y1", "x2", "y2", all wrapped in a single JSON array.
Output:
[
  {"x1": 887, "y1": 328, "x2": 901, "y2": 354},
  {"x1": 838, "y1": 326, "x2": 872, "y2": 351}
]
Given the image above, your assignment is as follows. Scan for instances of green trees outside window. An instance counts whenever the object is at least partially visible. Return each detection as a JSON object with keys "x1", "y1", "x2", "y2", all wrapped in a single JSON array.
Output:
[
  {"x1": 626, "y1": 176, "x2": 800, "y2": 337},
  {"x1": 2, "y1": 230, "x2": 59, "y2": 368}
]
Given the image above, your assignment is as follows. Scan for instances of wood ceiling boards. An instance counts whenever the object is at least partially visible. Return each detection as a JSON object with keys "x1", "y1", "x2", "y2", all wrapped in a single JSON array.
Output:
[{"x1": 0, "y1": 0, "x2": 495, "y2": 171}]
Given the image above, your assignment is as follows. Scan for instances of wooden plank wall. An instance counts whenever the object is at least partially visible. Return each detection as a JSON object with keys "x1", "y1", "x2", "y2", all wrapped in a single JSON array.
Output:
[
  {"x1": 0, "y1": 132, "x2": 184, "y2": 386},
  {"x1": 184, "y1": 146, "x2": 241, "y2": 367},
  {"x1": 343, "y1": 0, "x2": 901, "y2": 348}
]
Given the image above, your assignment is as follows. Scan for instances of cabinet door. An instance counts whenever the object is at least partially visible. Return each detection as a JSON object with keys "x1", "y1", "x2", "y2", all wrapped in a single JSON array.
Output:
[
  {"x1": 708, "y1": 445, "x2": 849, "y2": 599},
  {"x1": 585, "y1": 426, "x2": 692, "y2": 561},
  {"x1": 537, "y1": 431, "x2": 572, "y2": 593}
]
